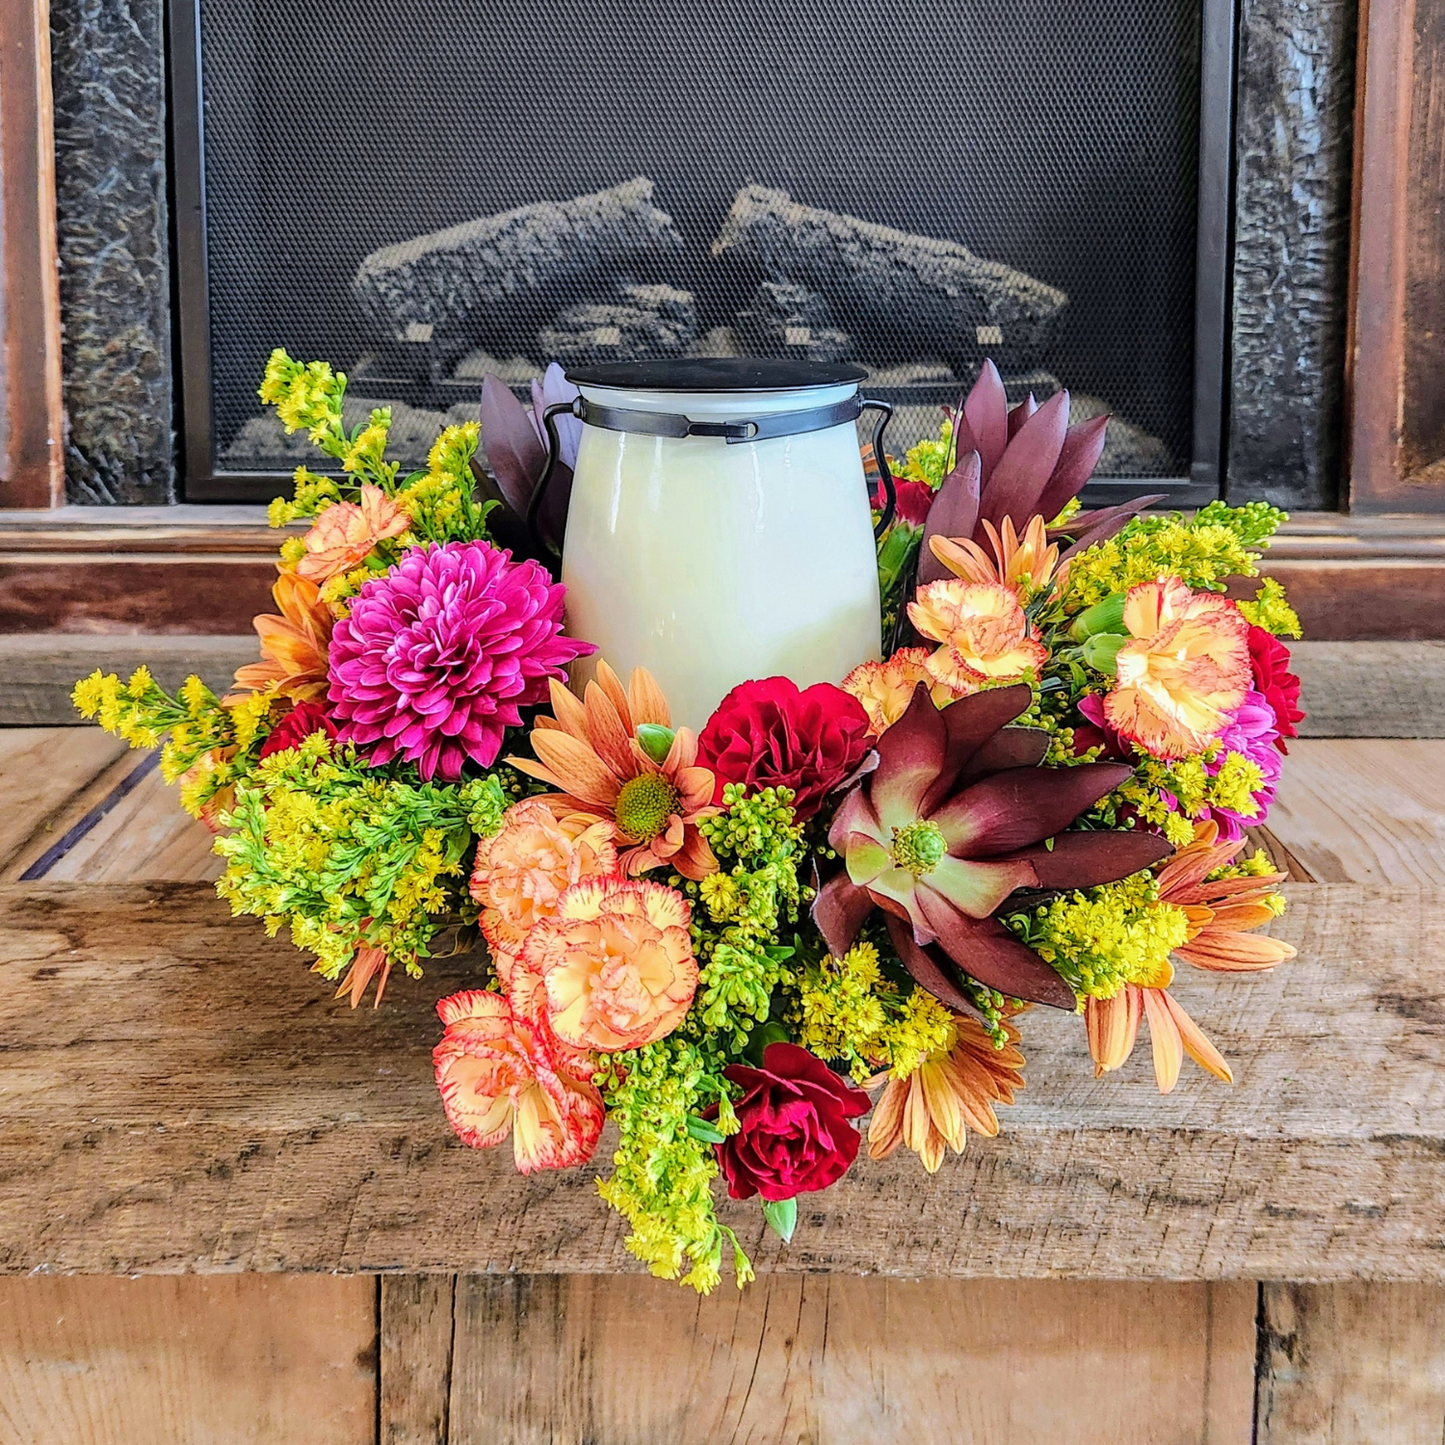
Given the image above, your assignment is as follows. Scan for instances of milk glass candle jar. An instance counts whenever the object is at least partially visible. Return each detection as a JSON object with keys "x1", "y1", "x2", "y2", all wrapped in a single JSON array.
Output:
[{"x1": 531, "y1": 359, "x2": 895, "y2": 730}]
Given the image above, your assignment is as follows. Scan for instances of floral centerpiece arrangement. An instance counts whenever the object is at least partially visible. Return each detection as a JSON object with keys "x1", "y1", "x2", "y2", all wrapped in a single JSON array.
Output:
[{"x1": 74, "y1": 352, "x2": 1303, "y2": 1291}]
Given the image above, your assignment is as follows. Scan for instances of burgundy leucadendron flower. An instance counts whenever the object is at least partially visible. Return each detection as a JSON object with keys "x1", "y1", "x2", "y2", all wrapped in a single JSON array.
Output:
[
  {"x1": 715, "y1": 1042, "x2": 871, "y2": 1202},
  {"x1": 697, "y1": 677, "x2": 875, "y2": 821},
  {"x1": 327, "y1": 541, "x2": 594, "y2": 781},
  {"x1": 814, "y1": 683, "x2": 1173, "y2": 1010},
  {"x1": 257, "y1": 699, "x2": 338, "y2": 759}
]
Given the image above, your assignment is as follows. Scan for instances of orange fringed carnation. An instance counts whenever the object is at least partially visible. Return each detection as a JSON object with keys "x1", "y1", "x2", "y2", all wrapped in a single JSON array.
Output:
[
  {"x1": 929, "y1": 515, "x2": 1061, "y2": 595},
  {"x1": 228, "y1": 571, "x2": 334, "y2": 702},
  {"x1": 1103, "y1": 577, "x2": 1250, "y2": 759},
  {"x1": 841, "y1": 647, "x2": 966, "y2": 736},
  {"x1": 1155, "y1": 819, "x2": 1297, "y2": 972},
  {"x1": 470, "y1": 797, "x2": 618, "y2": 957},
  {"x1": 508, "y1": 662, "x2": 718, "y2": 880},
  {"x1": 1085, "y1": 984, "x2": 1232, "y2": 1094},
  {"x1": 866, "y1": 1016, "x2": 1025, "y2": 1172},
  {"x1": 433, "y1": 989, "x2": 604, "y2": 1171},
  {"x1": 523, "y1": 876, "x2": 698, "y2": 1052},
  {"x1": 296, "y1": 484, "x2": 409, "y2": 583},
  {"x1": 907, "y1": 579, "x2": 1049, "y2": 693}
]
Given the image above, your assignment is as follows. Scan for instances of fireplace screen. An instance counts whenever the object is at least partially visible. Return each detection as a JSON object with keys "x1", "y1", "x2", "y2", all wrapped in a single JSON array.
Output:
[{"x1": 172, "y1": 0, "x2": 1232, "y2": 502}]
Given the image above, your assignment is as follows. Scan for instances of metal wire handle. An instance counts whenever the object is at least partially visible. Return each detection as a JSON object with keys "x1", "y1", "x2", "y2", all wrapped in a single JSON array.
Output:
[
  {"x1": 527, "y1": 393, "x2": 898, "y2": 557},
  {"x1": 861, "y1": 397, "x2": 897, "y2": 538}
]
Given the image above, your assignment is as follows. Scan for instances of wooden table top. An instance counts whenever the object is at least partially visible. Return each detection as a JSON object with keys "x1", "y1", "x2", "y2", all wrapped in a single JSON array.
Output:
[{"x1": 1, "y1": 731, "x2": 1442, "y2": 1279}]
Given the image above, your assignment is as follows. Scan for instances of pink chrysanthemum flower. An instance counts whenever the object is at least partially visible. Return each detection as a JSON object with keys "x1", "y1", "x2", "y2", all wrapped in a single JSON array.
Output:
[{"x1": 327, "y1": 541, "x2": 594, "y2": 780}]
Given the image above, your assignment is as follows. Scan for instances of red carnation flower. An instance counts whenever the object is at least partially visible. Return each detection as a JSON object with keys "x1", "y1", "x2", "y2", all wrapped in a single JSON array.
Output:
[
  {"x1": 258, "y1": 699, "x2": 338, "y2": 759},
  {"x1": 715, "y1": 1043, "x2": 870, "y2": 1202},
  {"x1": 696, "y1": 677, "x2": 873, "y2": 820},
  {"x1": 874, "y1": 478, "x2": 934, "y2": 527},
  {"x1": 1247, "y1": 626, "x2": 1304, "y2": 752}
]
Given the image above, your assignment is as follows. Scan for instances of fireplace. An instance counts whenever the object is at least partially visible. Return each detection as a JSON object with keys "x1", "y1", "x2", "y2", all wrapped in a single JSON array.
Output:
[{"x1": 171, "y1": 0, "x2": 1234, "y2": 505}]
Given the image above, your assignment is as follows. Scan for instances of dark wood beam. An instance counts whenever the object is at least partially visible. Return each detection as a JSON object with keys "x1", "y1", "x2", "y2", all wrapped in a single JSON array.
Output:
[{"x1": 0, "y1": 0, "x2": 64, "y2": 508}]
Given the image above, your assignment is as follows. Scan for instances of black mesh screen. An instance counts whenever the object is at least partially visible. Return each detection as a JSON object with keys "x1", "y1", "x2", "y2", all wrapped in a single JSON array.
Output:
[{"x1": 196, "y1": 0, "x2": 1203, "y2": 479}]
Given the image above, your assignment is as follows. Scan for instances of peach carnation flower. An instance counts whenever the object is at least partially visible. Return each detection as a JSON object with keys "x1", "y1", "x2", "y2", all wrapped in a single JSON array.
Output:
[
  {"x1": 228, "y1": 571, "x2": 334, "y2": 702},
  {"x1": 509, "y1": 662, "x2": 718, "y2": 880},
  {"x1": 296, "y1": 483, "x2": 409, "y2": 583},
  {"x1": 470, "y1": 798, "x2": 617, "y2": 957},
  {"x1": 1103, "y1": 577, "x2": 1250, "y2": 759},
  {"x1": 842, "y1": 647, "x2": 967, "y2": 736},
  {"x1": 523, "y1": 876, "x2": 698, "y2": 1052},
  {"x1": 433, "y1": 988, "x2": 603, "y2": 1172},
  {"x1": 907, "y1": 579, "x2": 1049, "y2": 693}
]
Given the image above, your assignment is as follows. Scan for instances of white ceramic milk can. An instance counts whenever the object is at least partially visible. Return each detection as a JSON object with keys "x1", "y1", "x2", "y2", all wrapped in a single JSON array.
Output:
[{"x1": 529, "y1": 358, "x2": 897, "y2": 729}]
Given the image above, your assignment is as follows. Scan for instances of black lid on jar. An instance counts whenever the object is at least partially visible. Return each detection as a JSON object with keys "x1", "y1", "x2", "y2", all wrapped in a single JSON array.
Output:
[{"x1": 564, "y1": 357, "x2": 867, "y2": 392}]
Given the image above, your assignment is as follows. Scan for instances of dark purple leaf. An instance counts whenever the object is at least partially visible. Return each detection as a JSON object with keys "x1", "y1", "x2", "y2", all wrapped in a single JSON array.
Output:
[
  {"x1": 911, "y1": 892, "x2": 1077, "y2": 1009},
  {"x1": 917, "y1": 450, "x2": 982, "y2": 585},
  {"x1": 1035, "y1": 414, "x2": 1108, "y2": 522},
  {"x1": 978, "y1": 389, "x2": 1069, "y2": 533},
  {"x1": 868, "y1": 685, "x2": 949, "y2": 830},
  {"x1": 1006, "y1": 393, "x2": 1037, "y2": 439},
  {"x1": 995, "y1": 829, "x2": 1174, "y2": 889},
  {"x1": 923, "y1": 683, "x2": 1034, "y2": 809},
  {"x1": 961, "y1": 359, "x2": 1009, "y2": 482},
  {"x1": 1053, "y1": 496, "x2": 1168, "y2": 562},
  {"x1": 479, "y1": 376, "x2": 546, "y2": 517},
  {"x1": 956, "y1": 726, "x2": 1050, "y2": 784},
  {"x1": 812, "y1": 869, "x2": 876, "y2": 957},
  {"x1": 885, "y1": 915, "x2": 984, "y2": 1018},
  {"x1": 931, "y1": 762, "x2": 1135, "y2": 856}
]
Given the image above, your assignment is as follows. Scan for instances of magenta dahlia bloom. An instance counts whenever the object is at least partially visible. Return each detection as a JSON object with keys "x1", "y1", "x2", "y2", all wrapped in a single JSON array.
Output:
[{"x1": 327, "y1": 541, "x2": 593, "y2": 780}]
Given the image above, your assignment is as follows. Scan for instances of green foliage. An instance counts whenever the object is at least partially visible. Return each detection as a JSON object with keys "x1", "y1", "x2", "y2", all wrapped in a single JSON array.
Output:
[
  {"x1": 686, "y1": 786, "x2": 809, "y2": 1049},
  {"x1": 1062, "y1": 501, "x2": 1287, "y2": 611},
  {"x1": 595, "y1": 1038, "x2": 752, "y2": 1293},
  {"x1": 1003, "y1": 873, "x2": 1190, "y2": 1000},
  {"x1": 213, "y1": 735, "x2": 514, "y2": 979}
]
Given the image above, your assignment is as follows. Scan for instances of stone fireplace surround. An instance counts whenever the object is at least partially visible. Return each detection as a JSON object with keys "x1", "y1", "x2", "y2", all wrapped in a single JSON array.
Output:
[{"x1": 47, "y1": 0, "x2": 1357, "y2": 513}]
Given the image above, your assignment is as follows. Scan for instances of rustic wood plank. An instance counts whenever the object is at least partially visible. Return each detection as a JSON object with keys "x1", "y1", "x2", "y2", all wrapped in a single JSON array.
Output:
[
  {"x1": 0, "y1": 879, "x2": 1438, "y2": 1279},
  {"x1": 0, "y1": 1274, "x2": 378, "y2": 1442},
  {"x1": 1290, "y1": 641, "x2": 1445, "y2": 738},
  {"x1": 443, "y1": 1275, "x2": 1255, "y2": 1445},
  {"x1": 41, "y1": 760, "x2": 222, "y2": 883},
  {"x1": 0, "y1": 634, "x2": 257, "y2": 726},
  {"x1": 1267, "y1": 739, "x2": 1445, "y2": 885},
  {"x1": 382, "y1": 1275, "x2": 455, "y2": 1445},
  {"x1": 0, "y1": 727, "x2": 130, "y2": 876},
  {"x1": 1256, "y1": 1283, "x2": 1445, "y2": 1443}
]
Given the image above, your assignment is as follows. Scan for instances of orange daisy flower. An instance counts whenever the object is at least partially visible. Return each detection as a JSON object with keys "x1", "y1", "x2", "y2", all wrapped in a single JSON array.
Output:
[
  {"x1": 1155, "y1": 819, "x2": 1297, "y2": 972},
  {"x1": 1085, "y1": 983, "x2": 1232, "y2": 1093},
  {"x1": 928, "y1": 514, "x2": 1061, "y2": 596},
  {"x1": 228, "y1": 571, "x2": 334, "y2": 702},
  {"x1": 509, "y1": 662, "x2": 718, "y2": 880},
  {"x1": 867, "y1": 1016, "x2": 1025, "y2": 1172}
]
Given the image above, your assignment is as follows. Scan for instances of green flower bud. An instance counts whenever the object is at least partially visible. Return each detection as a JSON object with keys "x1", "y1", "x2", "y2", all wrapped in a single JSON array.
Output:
[{"x1": 1069, "y1": 591, "x2": 1128, "y2": 642}]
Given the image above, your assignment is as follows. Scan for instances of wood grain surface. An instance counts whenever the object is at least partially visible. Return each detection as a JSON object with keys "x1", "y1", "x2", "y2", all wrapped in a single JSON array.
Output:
[
  {"x1": 0, "y1": 1274, "x2": 377, "y2": 1443},
  {"x1": 0, "y1": 878, "x2": 1438, "y2": 1280},
  {"x1": 441, "y1": 1275, "x2": 1256, "y2": 1445}
]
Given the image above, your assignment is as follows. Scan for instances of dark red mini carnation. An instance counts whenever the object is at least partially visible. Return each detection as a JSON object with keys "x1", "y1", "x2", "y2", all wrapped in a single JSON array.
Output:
[
  {"x1": 873, "y1": 477, "x2": 934, "y2": 527},
  {"x1": 1247, "y1": 626, "x2": 1304, "y2": 752},
  {"x1": 696, "y1": 677, "x2": 873, "y2": 819},
  {"x1": 258, "y1": 699, "x2": 338, "y2": 759},
  {"x1": 715, "y1": 1043, "x2": 870, "y2": 1202}
]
